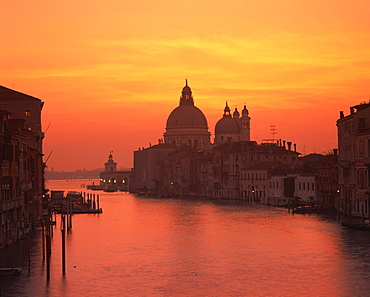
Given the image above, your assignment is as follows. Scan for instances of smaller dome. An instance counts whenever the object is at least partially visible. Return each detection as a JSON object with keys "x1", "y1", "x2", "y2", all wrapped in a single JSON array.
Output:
[
  {"x1": 215, "y1": 116, "x2": 240, "y2": 134},
  {"x1": 242, "y1": 105, "x2": 249, "y2": 117},
  {"x1": 233, "y1": 108, "x2": 240, "y2": 119}
]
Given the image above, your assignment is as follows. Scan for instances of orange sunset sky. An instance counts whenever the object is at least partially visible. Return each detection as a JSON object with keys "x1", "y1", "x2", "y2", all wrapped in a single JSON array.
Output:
[{"x1": 1, "y1": 0, "x2": 370, "y2": 171}]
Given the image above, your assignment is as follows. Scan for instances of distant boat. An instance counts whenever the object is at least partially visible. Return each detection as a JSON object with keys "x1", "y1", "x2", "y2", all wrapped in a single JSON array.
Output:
[
  {"x1": 86, "y1": 184, "x2": 103, "y2": 190},
  {"x1": 104, "y1": 185, "x2": 117, "y2": 192}
]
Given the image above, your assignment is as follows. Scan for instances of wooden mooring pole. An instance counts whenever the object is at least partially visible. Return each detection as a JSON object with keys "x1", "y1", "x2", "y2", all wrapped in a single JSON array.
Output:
[
  {"x1": 46, "y1": 233, "x2": 51, "y2": 281},
  {"x1": 61, "y1": 214, "x2": 66, "y2": 275},
  {"x1": 42, "y1": 223, "x2": 45, "y2": 262}
]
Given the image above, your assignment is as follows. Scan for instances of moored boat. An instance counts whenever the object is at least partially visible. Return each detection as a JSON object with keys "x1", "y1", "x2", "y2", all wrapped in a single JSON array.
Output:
[{"x1": 341, "y1": 220, "x2": 370, "y2": 230}]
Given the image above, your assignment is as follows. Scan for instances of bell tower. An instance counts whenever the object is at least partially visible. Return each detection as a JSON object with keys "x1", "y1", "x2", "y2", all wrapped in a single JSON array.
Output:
[{"x1": 240, "y1": 105, "x2": 251, "y2": 141}]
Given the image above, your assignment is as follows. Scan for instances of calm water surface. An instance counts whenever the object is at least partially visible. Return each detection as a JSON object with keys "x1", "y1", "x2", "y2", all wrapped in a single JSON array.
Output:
[{"x1": 2, "y1": 179, "x2": 370, "y2": 296}]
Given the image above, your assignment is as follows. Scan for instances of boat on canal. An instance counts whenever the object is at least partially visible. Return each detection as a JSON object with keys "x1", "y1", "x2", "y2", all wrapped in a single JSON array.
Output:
[
  {"x1": 292, "y1": 204, "x2": 322, "y2": 214},
  {"x1": 341, "y1": 221, "x2": 370, "y2": 230}
]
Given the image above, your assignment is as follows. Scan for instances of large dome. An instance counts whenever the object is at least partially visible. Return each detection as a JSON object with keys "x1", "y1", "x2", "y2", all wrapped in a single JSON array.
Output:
[
  {"x1": 166, "y1": 105, "x2": 208, "y2": 128},
  {"x1": 215, "y1": 116, "x2": 240, "y2": 134},
  {"x1": 164, "y1": 81, "x2": 211, "y2": 150}
]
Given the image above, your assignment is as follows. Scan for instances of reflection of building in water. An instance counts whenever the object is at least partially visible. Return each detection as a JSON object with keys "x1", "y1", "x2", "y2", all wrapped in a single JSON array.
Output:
[{"x1": 100, "y1": 152, "x2": 132, "y2": 192}]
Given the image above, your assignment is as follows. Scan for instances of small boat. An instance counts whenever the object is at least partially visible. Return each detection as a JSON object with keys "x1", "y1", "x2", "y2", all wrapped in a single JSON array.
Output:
[
  {"x1": 341, "y1": 220, "x2": 370, "y2": 230},
  {"x1": 292, "y1": 204, "x2": 321, "y2": 214},
  {"x1": 86, "y1": 184, "x2": 104, "y2": 190},
  {"x1": 71, "y1": 208, "x2": 103, "y2": 214}
]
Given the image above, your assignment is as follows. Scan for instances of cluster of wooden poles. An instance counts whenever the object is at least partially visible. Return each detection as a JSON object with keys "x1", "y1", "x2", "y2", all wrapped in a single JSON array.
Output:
[
  {"x1": 83, "y1": 192, "x2": 100, "y2": 210},
  {"x1": 42, "y1": 212, "x2": 72, "y2": 281},
  {"x1": 41, "y1": 192, "x2": 100, "y2": 281}
]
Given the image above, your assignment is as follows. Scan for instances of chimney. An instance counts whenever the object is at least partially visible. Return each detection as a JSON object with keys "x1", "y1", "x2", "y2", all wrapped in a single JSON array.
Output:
[
  {"x1": 283, "y1": 140, "x2": 286, "y2": 149},
  {"x1": 294, "y1": 143, "x2": 297, "y2": 152},
  {"x1": 287, "y1": 142, "x2": 292, "y2": 151},
  {"x1": 333, "y1": 148, "x2": 338, "y2": 155}
]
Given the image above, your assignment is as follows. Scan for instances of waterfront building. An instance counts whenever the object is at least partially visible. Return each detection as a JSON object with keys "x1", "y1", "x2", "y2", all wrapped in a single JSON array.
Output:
[
  {"x1": 294, "y1": 174, "x2": 317, "y2": 202},
  {"x1": 133, "y1": 143, "x2": 177, "y2": 191},
  {"x1": 0, "y1": 86, "x2": 44, "y2": 248},
  {"x1": 211, "y1": 140, "x2": 299, "y2": 199},
  {"x1": 354, "y1": 126, "x2": 370, "y2": 220},
  {"x1": 99, "y1": 152, "x2": 132, "y2": 191},
  {"x1": 240, "y1": 161, "x2": 295, "y2": 204},
  {"x1": 267, "y1": 173, "x2": 316, "y2": 206},
  {"x1": 337, "y1": 102, "x2": 370, "y2": 220},
  {"x1": 162, "y1": 148, "x2": 201, "y2": 196},
  {"x1": 268, "y1": 175, "x2": 291, "y2": 206},
  {"x1": 299, "y1": 152, "x2": 339, "y2": 208}
]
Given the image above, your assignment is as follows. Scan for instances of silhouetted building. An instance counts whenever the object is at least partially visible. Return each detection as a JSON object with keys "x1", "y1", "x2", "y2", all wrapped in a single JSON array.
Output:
[
  {"x1": 299, "y1": 152, "x2": 339, "y2": 208},
  {"x1": 0, "y1": 86, "x2": 44, "y2": 248},
  {"x1": 240, "y1": 161, "x2": 295, "y2": 204},
  {"x1": 337, "y1": 102, "x2": 370, "y2": 220},
  {"x1": 164, "y1": 80, "x2": 211, "y2": 150},
  {"x1": 214, "y1": 102, "x2": 251, "y2": 145},
  {"x1": 133, "y1": 143, "x2": 177, "y2": 191},
  {"x1": 100, "y1": 152, "x2": 132, "y2": 191},
  {"x1": 267, "y1": 174, "x2": 316, "y2": 206},
  {"x1": 133, "y1": 81, "x2": 301, "y2": 200},
  {"x1": 212, "y1": 141, "x2": 299, "y2": 199}
]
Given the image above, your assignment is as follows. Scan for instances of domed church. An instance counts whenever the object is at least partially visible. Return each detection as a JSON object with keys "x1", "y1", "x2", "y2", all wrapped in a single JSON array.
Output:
[
  {"x1": 214, "y1": 102, "x2": 251, "y2": 145},
  {"x1": 164, "y1": 80, "x2": 211, "y2": 150}
]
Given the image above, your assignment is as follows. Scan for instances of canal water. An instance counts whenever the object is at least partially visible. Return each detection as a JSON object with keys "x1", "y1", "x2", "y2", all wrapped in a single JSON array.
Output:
[{"x1": 2, "y1": 179, "x2": 370, "y2": 296}]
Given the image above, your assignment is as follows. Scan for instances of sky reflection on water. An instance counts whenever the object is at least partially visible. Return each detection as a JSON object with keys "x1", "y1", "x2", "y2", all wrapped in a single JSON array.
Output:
[{"x1": 2, "y1": 179, "x2": 370, "y2": 296}]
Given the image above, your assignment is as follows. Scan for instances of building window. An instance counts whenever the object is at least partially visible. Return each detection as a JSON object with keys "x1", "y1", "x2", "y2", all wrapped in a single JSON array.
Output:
[
  {"x1": 25, "y1": 109, "x2": 31, "y2": 117},
  {"x1": 359, "y1": 118, "x2": 366, "y2": 129}
]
